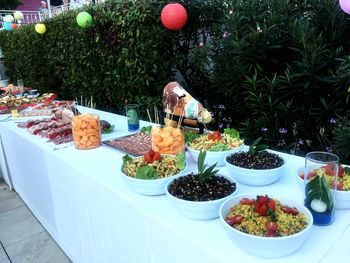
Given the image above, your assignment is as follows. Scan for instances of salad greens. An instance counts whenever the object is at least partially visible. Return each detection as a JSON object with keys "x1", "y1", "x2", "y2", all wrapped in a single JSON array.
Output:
[
  {"x1": 209, "y1": 144, "x2": 230, "y2": 151},
  {"x1": 176, "y1": 152, "x2": 186, "y2": 170},
  {"x1": 122, "y1": 155, "x2": 133, "y2": 166},
  {"x1": 141, "y1": 126, "x2": 152, "y2": 135},
  {"x1": 185, "y1": 131, "x2": 200, "y2": 143},
  {"x1": 102, "y1": 124, "x2": 115, "y2": 134},
  {"x1": 224, "y1": 128, "x2": 240, "y2": 139},
  {"x1": 136, "y1": 166, "x2": 159, "y2": 179}
]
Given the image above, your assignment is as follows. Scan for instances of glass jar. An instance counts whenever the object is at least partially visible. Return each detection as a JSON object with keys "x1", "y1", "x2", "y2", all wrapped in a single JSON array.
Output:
[
  {"x1": 304, "y1": 151, "x2": 339, "y2": 225},
  {"x1": 151, "y1": 125, "x2": 185, "y2": 155},
  {"x1": 71, "y1": 113, "x2": 101, "y2": 150},
  {"x1": 125, "y1": 104, "x2": 140, "y2": 132}
]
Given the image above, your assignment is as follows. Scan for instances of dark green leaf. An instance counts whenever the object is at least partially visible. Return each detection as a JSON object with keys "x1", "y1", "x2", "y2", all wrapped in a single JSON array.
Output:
[{"x1": 135, "y1": 166, "x2": 159, "y2": 180}]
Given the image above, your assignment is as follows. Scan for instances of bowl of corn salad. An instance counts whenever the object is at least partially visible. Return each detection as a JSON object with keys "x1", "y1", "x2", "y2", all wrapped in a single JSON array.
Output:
[{"x1": 219, "y1": 193, "x2": 313, "y2": 258}]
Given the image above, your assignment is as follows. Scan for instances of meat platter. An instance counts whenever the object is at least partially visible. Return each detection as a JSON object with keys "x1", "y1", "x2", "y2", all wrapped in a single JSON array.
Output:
[{"x1": 103, "y1": 132, "x2": 151, "y2": 156}]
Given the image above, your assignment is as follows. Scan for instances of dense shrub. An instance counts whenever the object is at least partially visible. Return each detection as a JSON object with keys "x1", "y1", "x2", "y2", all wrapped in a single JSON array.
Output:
[{"x1": 209, "y1": 0, "x2": 350, "y2": 161}]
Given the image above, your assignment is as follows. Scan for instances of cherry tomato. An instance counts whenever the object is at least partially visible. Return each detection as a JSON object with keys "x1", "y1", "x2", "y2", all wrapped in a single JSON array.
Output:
[
  {"x1": 265, "y1": 230, "x2": 278, "y2": 237},
  {"x1": 232, "y1": 215, "x2": 244, "y2": 224},
  {"x1": 338, "y1": 165, "x2": 344, "y2": 178},
  {"x1": 148, "y1": 149, "x2": 155, "y2": 159},
  {"x1": 256, "y1": 195, "x2": 268, "y2": 205},
  {"x1": 226, "y1": 215, "x2": 244, "y2": 225},
  {"x1": 267, "y1": 199, "x2": 276, "y2": 212},
  {"x1": 240, "y1": 198, "x2": 255, "y2": 205},
  {"x1": 143, "y1": 153, "x2": 152, "y2": 163},
  {"x1": 255, "y1": 203, "x2": 268, "y2": 216},
  {"x1": 299, "y1": 172, "x2": 305, "y2": 180},
  {"x1": 152, "y1": 152, "x2": 161, "y2": 162},
  {"x1": 281, "y1": 205, "x2": 299, "y2": 215},
  {"x1": 307, "y1": 170, "x2": 317, "y2": 179},
  {"x1": 266, "y1": 221, "x2": 278, "y2": 232},
  {"x1": 332, "y1": 181, "x2": 343, "y2": 190}
]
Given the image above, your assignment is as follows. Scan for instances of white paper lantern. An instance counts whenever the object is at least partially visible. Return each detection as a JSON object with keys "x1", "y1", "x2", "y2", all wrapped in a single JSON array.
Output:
[
  {"x1": 3, "y1": 15, "x2": 15, "y2": 23},
  {"x1": 14, "y1": 11, "x2": 24, "y2": 21}
]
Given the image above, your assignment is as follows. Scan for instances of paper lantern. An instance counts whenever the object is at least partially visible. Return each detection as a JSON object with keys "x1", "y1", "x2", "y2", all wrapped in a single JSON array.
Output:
[
  {"x1": 35, "y1": 23, "x2": 46, "y2": 34},
  {"x1": 4, "y1": 22, "x2": 12, "y2": 31},
  {"x1": 340, "y1": 0, "x2": 350, "y2": 14},
  {"x1": 161, "y1": 3, "x2": 188, "y2": 31},
  {"x1": 11, "y1": 24, "x2": 17, "y2": 29},
  {"x1": 76, "y1": 12, "x2": 93, "y2": 28},
  {"x1": 14, "y1": 11, "x2": 24, "y2": 21},
  {"x1": 3, "y1": 15, "x2": 14, "y2": 23}
]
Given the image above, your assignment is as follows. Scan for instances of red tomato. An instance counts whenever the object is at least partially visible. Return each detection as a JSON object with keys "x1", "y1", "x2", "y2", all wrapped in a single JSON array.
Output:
[
  {"x1": 149, "y1": 150, "x2": 155, "y2": 159},
  {"x1": 152, "y1": 152, "x2": 161, "y2": 162},
  {"x1": 338, "y1": 165, "x2": 344, "y2": 178},
  {"x1": 332, "y1": 181, "x2": 343, "y2": 190},
  {"x1": 266, "y1": 221, "x2": 278, "y2": 232},
  {"x1": 256, "y1": 195, "x2": 268, "y2": 205},
  {"x1": 255, "y1": 203, "x2": 268, "y2": 216},
  {"x1": 265, "y1": 231, "x2": 278, "y2": 237},
  {"x1": 226, "y1": 215, "x2": 244, "y2": 225},
  {"x1": 299, "y1": 172, "x2": 305, "y2": 180},
  {"x1": 281, "y1": 205, "x2": 299, "y2": 215},
  {"x1": 267, "y1": 199, "x2": 276, "y2": 211},
  {"x1": 240, "y1": 198, "x2": 255, "y2": 205},
  {"x1": 232, "y1": 215, "x2": 244, "y2": 224},
  {"x1": 307, "y1": 170, "x2": 317, "y2": 179},
  {"x1": 143, "y1": 153, "x2": 152, "y2": 163}
]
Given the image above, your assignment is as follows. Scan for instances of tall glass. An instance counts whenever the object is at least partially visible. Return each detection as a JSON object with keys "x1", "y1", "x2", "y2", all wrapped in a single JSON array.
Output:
[
  {"x1": 125, "y1": 104, "x2": 140, "y2": 132},
  {"x1": 17, "y1": 79, "x2": 24, "y2": 96},
  {"x1": 304, "y1": 151, "x2": 339, "y2": 225}
]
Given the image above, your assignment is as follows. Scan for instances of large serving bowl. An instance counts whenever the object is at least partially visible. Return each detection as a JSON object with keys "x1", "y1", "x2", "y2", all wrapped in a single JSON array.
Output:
[
  {"x1": 296, "y1": 167, "x2": 350, "y2": 209},
  {"x1": 187, "y1": 146, "x2": 243, "y2": 167},
  {"x1": 219, "y1": 193, "x2": 313, "y2": 258},
  {"x1": 121, "y1": 155, "x2": 187, "y2": 196},
  {"x1": 165, "y1": 173, "x2": 238, "y2": 220},
  {"x1": 224, "y1": 151, "x2": 286, "y2": 186}
]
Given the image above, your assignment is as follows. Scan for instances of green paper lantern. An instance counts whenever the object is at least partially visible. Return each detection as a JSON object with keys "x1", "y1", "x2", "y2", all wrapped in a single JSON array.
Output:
[
  {"x1": 14, "y1": 11, "x2": 24, "y2": 21},
  {"x1": 76, "y1": 12, "x2": 93, "y2": 28}
]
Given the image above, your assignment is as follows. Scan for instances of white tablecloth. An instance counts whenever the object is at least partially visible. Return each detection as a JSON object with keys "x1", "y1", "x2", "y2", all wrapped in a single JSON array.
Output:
[{"x1": 0, "y1": 107, "x2": 349, "y2": 263}]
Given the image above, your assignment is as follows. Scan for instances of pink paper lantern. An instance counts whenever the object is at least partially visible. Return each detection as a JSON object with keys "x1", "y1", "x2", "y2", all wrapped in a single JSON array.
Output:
[
  {"x1": 161, "y1": 3, "x2": 188, "y2": 31},
  {"x1": 340, "y1": 0, "x2": 350, "y2": 14}
]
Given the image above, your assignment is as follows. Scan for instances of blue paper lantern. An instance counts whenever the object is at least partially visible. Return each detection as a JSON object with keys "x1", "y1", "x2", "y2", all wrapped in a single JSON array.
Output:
[{"x1": 4, "y1": 22, "x2": 13, "y2": 31}]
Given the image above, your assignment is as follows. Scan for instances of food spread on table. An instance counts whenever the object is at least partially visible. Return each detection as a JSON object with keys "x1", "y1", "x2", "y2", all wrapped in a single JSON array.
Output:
[
  {"x1": 225, "y1": 195, "x2": 308, "y2": 237},
  {"x1": 0, "y1": 92, "x2": 57, "y2": 114}
]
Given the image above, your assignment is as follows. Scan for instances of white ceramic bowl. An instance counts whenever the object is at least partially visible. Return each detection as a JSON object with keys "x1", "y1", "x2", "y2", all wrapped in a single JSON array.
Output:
[
  {"x1": 121, "y1": 162, "x2": 187, "y2": 196},
  {"x1": 224, "y1": 151, "x2": 286, "y2": 186},
  {"x1": 187, "y1": 144, "x2": 244, "y2": 167},
  {"x1": 296, "y1": 167, "x2": 350, "y2": 209},
  {"x1": 219, "y1": 193, "x2": 313, "y2": 258},
  {"x1": 165, "y1": 173, "x2": 238, "y2": 220}
]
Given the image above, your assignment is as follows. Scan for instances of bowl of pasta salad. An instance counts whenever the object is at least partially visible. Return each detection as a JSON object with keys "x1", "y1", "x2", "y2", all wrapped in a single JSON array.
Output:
[
  {"x1": 187, "y1": 128, "x2": 244, "y2": 167},
  {"x1": 121, "y1": 150, "x2": 187, "y2": 195}
]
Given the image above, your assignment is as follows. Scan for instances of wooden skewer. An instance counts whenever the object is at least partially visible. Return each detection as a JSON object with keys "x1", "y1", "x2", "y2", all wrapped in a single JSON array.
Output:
[{"x1": 146, "y1": 109, "x2": 152, "y2": 123}]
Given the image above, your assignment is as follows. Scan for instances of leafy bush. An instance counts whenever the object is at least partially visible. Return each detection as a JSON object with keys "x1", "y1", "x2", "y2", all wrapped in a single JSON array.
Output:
[{"x1": 208, "y1": 0, "x2": 350, "y2": 160}]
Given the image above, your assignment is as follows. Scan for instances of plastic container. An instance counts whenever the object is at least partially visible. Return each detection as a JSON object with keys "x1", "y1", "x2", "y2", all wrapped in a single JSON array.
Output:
[{"x1": 71, "y1": 113, "x2": 101, "y2": 150}]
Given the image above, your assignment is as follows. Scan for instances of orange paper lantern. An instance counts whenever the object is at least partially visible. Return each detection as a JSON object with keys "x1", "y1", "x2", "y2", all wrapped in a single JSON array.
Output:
[{"x1": 161, "y1": 3, "x2": 188, "y2": 31}]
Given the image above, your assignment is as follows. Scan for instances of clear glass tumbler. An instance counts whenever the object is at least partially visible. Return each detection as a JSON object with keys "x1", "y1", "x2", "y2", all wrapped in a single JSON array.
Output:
[
  {"x1": 17, "y1": 79, "x2": 24, "y2": 96},
  {"x1": 125, "y1": 104, "x2": 140, "y2": 132},
  {"x1": 304, "y1": 151, "x2": 339, "y2": 225}
]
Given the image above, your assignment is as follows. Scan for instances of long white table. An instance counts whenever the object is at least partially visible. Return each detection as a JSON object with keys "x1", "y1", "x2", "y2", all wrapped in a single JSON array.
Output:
[{"x1": 0, "y1": 107, "x2": 350, "y2": 263}]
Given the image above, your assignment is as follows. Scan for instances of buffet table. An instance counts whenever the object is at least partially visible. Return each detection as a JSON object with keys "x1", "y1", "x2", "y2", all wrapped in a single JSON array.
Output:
[{"x1": 0, "y1": 107, "x2": 350, "y2": 263}]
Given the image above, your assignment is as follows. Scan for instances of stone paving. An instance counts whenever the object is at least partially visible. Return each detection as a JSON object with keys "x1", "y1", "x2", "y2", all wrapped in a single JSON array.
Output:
[{"x1": 0, "y1": 179, "x2": 72, "y2": 263}]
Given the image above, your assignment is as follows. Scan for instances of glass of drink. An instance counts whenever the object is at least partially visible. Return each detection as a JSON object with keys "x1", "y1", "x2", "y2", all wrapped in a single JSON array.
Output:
[
  {"x1": 125, "y1": 104, "x2": 140, "y2": 132},
  {"x1": 304, "y1": 151, "x2": 339, "y2": 225}
]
